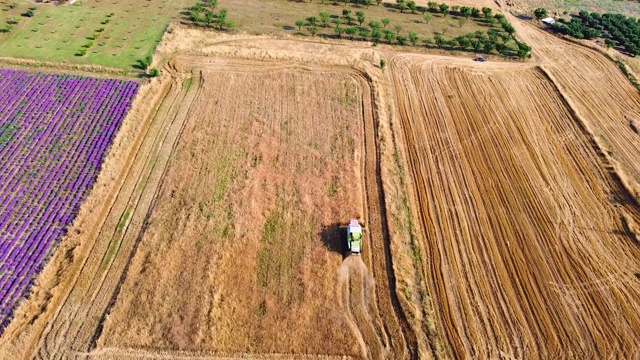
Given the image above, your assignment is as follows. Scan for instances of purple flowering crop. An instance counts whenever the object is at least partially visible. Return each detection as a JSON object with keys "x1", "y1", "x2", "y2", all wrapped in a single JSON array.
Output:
[{"x1": 0, "y1": 69, "x2": 138, "y2": 333}]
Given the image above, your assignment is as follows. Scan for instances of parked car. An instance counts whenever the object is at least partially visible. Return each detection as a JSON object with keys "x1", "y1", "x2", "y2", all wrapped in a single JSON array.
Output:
[{"x1": 474, "y1": 57, "x2": 487, "y2": 62}]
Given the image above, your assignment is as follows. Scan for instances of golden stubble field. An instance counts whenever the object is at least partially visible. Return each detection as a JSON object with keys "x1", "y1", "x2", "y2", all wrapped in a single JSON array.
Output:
[
  {"x1": 2, "y1": 5, "x2": 640, "y2": 358},
  {"x1": 391, "y1": 55, "x2": 640, "y2": 358}
]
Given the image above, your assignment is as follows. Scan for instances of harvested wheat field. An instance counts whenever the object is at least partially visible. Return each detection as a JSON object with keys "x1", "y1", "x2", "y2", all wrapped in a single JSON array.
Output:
[{"x1": 390, "y1": 54, "x2": 640, "y2": 358}]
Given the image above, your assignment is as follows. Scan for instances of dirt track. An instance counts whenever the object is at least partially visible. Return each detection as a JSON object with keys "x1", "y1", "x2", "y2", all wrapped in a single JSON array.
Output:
[{"x1": 390, "y1": 52, "x2": 640, "y2": 358}]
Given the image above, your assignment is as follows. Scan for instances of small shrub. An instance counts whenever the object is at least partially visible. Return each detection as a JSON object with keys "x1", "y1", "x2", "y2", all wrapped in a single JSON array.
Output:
[
  {"x1": 380, "y1": 59, "x2": 386, "y2": 69},
  {"x1": 149, "y1": 68, "x2": 160, "y2": 77}
]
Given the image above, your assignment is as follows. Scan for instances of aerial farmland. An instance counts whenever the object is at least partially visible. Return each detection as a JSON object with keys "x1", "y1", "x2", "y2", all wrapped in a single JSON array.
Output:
[{"x1": 0, "y1": 0, "x2": 639, "y2": 359}]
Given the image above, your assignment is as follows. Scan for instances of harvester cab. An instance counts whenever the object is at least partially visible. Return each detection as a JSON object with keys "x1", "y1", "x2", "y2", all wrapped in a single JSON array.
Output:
[{"x1": 347, "y1": 219, "x2": 363, "y2": 254}]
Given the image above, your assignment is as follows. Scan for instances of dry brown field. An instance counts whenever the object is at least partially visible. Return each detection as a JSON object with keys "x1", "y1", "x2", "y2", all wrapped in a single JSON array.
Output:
[{"x1": 2, "y1": 2, "x2": 640, "y2": 358}]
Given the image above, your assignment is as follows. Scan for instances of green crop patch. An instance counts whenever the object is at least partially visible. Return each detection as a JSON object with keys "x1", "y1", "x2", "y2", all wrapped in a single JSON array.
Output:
[{"x1": 0, "y1": 0, "x2": 191, "y2": 70}]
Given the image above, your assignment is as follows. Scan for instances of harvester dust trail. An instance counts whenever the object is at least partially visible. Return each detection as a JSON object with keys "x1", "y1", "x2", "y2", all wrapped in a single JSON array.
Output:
[
  {"x1": 390, "y1": 54, "x2": 640, "y2": 358},
  {"x1": 337, "y1": 256, "x2": 375, "y2": 359}
]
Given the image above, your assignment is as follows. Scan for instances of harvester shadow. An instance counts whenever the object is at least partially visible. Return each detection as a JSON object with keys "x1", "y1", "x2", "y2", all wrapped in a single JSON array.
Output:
[{"x1": 319, "y1": 223, "x2": 348, "y2": 260}]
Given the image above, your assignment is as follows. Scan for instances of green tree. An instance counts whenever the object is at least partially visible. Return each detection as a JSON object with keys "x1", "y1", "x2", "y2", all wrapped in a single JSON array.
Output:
[
  {"x1": 456, "y1": 35, "x2": 470, "y2": 49},
  {"x1": 335, "y1": 26, "x2": 345, "y2": 38},
  {"x1": 308, "y1": 16, "x2": 318, "y2": 26},
  {"x1": 471, "y1": 7, "x2": 480, "y2": 18},
  {"x1": 359, "y1": 28, "x2": 370, "y2": 39},
  {"x1": 149, "y1": 68, "x2": 160, "y2": 77},
  {"x1": 295, "y1": 19, "x2": 305, "y2": 31},
  {"x1": 364, "y1": 0, "x2": 373, "y2": 8},
  {"x1": 482, "y1": 7, "x2": 492, "y2": 18},
  {"x1": 342, "y1": 9, "x2": 351, "y2": 17},
  {"x1": 534, "y1": 7, "x2": 548, "y2": 20},
  {"x1": 345, "y1": 26, "x2": 358, "y2": 39},
  {"x1": 495, "y1": 41, "x2": 507, "y2": 54},
  {"x1": 384, "y1": 29, "x2": 396, "y2": 43},
  {"x1": 380, "y1": 58, "x2": 386, "y2": 69},
  {"x1": 356, "y1": 11, "x2": 365, "y2": 25},
  {"x1": 333, "y1": 18, "x2": 343, "y2": 28},
  {"x1": 369, "y1": 20, "x2": 381, "y2": 30},
  {"x1": 397, "y1": 35, "x2": 407, "y2": 45},
  {"x1": 502, "y1": 22, "x2": 515, "y2": 35},
  {"x1": 409, "y1": 31, "x2": 419, "y2": 45},
  {"x1": 345, "y1": 14, "x2": 355, "y2": 25},
  {"x1": 605, "y1": 38, "x2": 616, "y2": 48},
  {"x1": 434, "y1": 34, "x2": 445, "y2": 48},
  {"x1": 206, "y1": 0, "x2": 218, "y2": 9},
  {"x1": 458, "y1": 18, "x2": 465, "y2": 27},
  {"x1": 470, "y1": 39, "x2": 482, "y2": 53},
  {"x1": 216, "y1": 8, "x2": 228, "y2": 30},
  {"x1": 407, "y1": 0, "x2": 417, "y2": 13},
  {"x1": 423, "y1": 13, "x2": 432, "y2": 24},
  {"x1": 381, "y1": 18, "x2": 390, "y2": 28},
  {"x1": 371, "y1": 28, "x2": 382, "y2": 42},
  {"x1": 320, "y1": 12, "x2": 330, "y2": 27},
  {"x1": 204, "y1": 10, "x2": 215, "y2": 26},
  {"x1": 427, "y1": 1, "x2": 437, "y2": 11},
  {"x1": 483, "y1": 40, "x2": 495, "y2": 53},
  {"x1": 460, "y1": 6, "x2": 472, "y2": 19},
  {"x1": 308, "y1": 26, "x2": 318, "y2": 36},
  {"x1": 397, "y1": 2, "x2": 408, "y2": 13},
  {"x1": 439, "y1": 3, "x2": 449, "y2": 17}
]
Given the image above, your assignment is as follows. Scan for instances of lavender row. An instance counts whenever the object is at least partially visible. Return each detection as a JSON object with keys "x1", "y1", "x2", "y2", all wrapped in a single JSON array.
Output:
[{"x1": 0, "y1": 69, "x2": 138, "y2": 333}]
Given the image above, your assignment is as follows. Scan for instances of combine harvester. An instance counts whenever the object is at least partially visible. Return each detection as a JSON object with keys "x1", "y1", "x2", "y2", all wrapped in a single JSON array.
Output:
[{"x1": 346, "y1": 219, "x2": 363, "y2": 255}]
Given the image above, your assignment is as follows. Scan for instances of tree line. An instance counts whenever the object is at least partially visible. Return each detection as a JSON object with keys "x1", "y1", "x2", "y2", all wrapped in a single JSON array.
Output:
[
  {"x1": 294, "y1": 5, "x2": 531, "y2": 59},
  {"x1": 187, "y1": 0, "x2": 236, "y2": 30},
  {"x1": 543, "y1": 8, "x2": 640, "y2": 56}
]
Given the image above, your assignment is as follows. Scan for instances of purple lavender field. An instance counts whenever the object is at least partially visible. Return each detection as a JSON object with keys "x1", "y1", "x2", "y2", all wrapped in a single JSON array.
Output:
[{"x1": 0, "y1": 69, "x2": 138, "y2": 333}]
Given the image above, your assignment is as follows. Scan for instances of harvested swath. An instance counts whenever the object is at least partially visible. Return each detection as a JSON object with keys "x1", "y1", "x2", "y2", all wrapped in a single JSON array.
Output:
[
  {"x1": 0, "y1": 69, "x2": 137, "y2": 334},
  {"x1": 391, "y1": 56, "x2": 640, "y2": 359}
]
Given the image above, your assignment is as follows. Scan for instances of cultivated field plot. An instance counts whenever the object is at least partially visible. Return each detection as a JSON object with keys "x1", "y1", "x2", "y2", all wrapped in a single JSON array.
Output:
[
  {"x1": 0, "y1": 0, "x2": 191, "y2": 70},
  {"x1": 391, "y1": 56, "x2": 640, "y2": 358},
  {"x1": 0, "y1": 69, "x2": 137, "y2": 334},
  {"x1": 100, "y1": 65, "x2": 365, "y2": 355},
  {"x1": 12, "y1": 57, "x2": 414, "y2": 359}
]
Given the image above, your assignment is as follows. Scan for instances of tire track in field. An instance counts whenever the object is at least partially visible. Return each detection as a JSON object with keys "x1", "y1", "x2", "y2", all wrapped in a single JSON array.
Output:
[{"x1": 36, "y1": 73, "x2": 203, "y2": 359}]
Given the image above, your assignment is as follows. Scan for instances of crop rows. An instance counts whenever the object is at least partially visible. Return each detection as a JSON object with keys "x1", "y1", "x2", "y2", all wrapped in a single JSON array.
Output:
[{"x1": 0, "y1": 69, "x2": 138, "y2": 333}]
